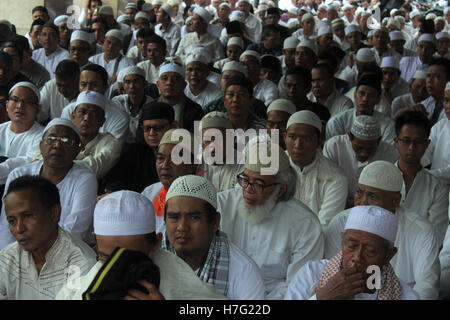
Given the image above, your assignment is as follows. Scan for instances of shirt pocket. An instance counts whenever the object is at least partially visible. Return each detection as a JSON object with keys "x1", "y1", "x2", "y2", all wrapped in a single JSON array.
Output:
[{"x1": 260, "y1": 248, "x2": 289, "y2": 280}]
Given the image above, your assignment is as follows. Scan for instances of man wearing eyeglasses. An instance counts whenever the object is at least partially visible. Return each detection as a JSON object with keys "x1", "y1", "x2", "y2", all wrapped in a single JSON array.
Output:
[
  {"x1": 216, "y1": 138, "x2": 324, "y2": 299},
  {"x1": 0, "y1": 118, "x2": 98, "y2": 249}
]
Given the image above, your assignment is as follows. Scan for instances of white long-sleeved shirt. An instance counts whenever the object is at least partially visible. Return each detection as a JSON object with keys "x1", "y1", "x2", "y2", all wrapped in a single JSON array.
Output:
[
  {"x1": 197, "y1": 163, "x2": 244, "y2": 192},
  {"x1": 32, "y1": 47, "x2": 70, "y2": 79},
  {"x1": 216, "y1": 186, "x2": 325, "y2": 300},
  {"x1": 391, "y1": 93, "x2": 416, "y2": 118},
  {"x1": 175, "y1": 31, "x2": 224, "y2": 64},
  {"x1": 243, "y1": 13, "x2": 263, "y2": 44},
  {"x1": 88, "y1": 53, "x2": 134, "y2": 79},
  {"x1": 370, "y1": 47, "x2": 402, "y2": 66},
  {"x1": 39, "y1": 79, "x2": 76, "y2": 123},
  {"x1": 324, "y1": 208, "x2": 441, "y2": 300},
  {"x1": 308, "y1": 89, "x2": 354, "y2": 117},
  {"x1": 254, "y1": 78, "x2": 279, "y2": 107},
  {"x1": 440, "y1": 223, "x2": 450, "y2": 299},
  {"x1": 155, "y1": 22, "x2": 181, "y2": 57},
  {"x1": 399, "y1": 56, "x2": 429, "y2": 83},
  {"x1": 184, "y1": 81, "x2": 222, "y2": 108},
  {"x1": 419, "y1": 96, "x2": 447, "y2": 125},
  {"x1": 136, "y1": 60, "x2": 162, "y2": 84}
]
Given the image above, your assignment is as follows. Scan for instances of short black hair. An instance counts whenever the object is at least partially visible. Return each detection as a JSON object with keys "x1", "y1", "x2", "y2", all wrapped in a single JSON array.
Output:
[
  {"x1": 42, "y1": 22, "x2": 60, "y2": 39},
  {"x1": 6, "y1": 175, "x2": 61, "y2": 211},
  {"x1": 91, "y1": 17, "x2": 110, "y2": 33},
  {"x1": 285, "y1": 65, "x2": 312, "y2": 91},
  {"x1": 11, "y1": 35, "x2": 31, "y2": 55},
  {"x1": 261, "y1": 55, "x2": 281, "y2": 71},
  {"x1": 136, "y1": 27, "x2": 155, "y2": 39},
  {"x1": 401, "y1": 4, "x2": 412, "y2": 12},
  {"x1": 262, "y1": 24, "x2": 280, "y2": 38},
  {"x1": 318, "y1": 51, "x2": 339, "y2": 72},
  {"x1": 359, "y1": 62, "x2": 382, "y2": 81},
  {"x1": 30, "y1": 18, "x2": 45, "y2": 33},
  {"x1": 395, "y1": 110, "x2": 431, "y2": 137},
  {"x1": 225, "y1": 76, "x2": 253, "y2": 97},
  {"x1": 147, "y1": 34, "x2": 167, "y2": 51},
  {"x1": 55, "y1": 59, "x2": 81, "y2": 81},
  {"x1": 32, "y1": 6, "x2": 48, "y2": 14},
  {"x1": 1, "y1": 41, "x2": 24, "y2": 63},
  {"x1": 430, "y1": 57, "x2": 450, "y2": 80},
  {"x1": 419, "y1": 17, "x2": 434, "y2": 34},
  {"x1": 266, "y1": 7, "x2": 280, "y2": 16},
  {"x1": 81, "y1": 63, "x2": 109, "y2": 88},
  {"x1": 312, "y1": 63, "x2": 335, "y2": 79},
  {"x1": 139, "y1": 101, "x2": 175, "y2": 125},
  {"x1": 226, "y1": 21, "x2": 242, "y2": 35}
]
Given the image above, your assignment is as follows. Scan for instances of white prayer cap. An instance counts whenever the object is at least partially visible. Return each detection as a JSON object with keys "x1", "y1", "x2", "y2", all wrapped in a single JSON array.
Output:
[
  {"x1": 380, "y1": 56, "x2": 400, "y2": 70},
  {"x1": 168, "y1": 0, "x2": 180, "y2": 5},
  {"x1": 185, "y1": 53, "x2": 208, "y2": 66},
  {"x1": 193, "y1": 6, "x2": 212, "y2": 23},
  {"x1": 9, "y1": 81, "x2": 40, "y2": 102},
  {"x1": 219, "y1": 2, "x2": 231, "y2": 9},
  {"x1": 344, "y1": 205, "x2": 398, "y2": 243},
  {"x1": 358, "y1": 160, "x2": 403, "y2": 192},
  {"x1": 161, "y1": 3, "x2": 175, "y2": 17},
  {"x1": 54, "y1": 15, "x2": 69, "y2": 26},
  {"x1": 343, "y1": 3, "x2": 352, "y2": 10},
  {"x1": 98, "y1": 5, "x2": 114, "y2": 16},
  {"x1": 389, "y1": 30, "x2": 404, "y2": 41},
  {"x1": 287, "y1": 110, "x2": 322, "y2": 133},
  {"x1": 70, "y1": 30, "x2": 95, "y2": 44},
  {"x1": 124, "y1": 2, "x2": 138, "y2": 10},
  {"x1": 105, "y1": 29, "x2": 124, "y2": 43},
  {"x1": 297, "y1": 39, "x2": 318, "y2": 56},
  {"x1": 117, "y1": 14, "x2": 131, "y2": 23},
  {"x1": 94, "y1": 191, "x2": 156, "y2": 236},
  {"x1": 200, "y1": 111, "x2": 232, "y2": 130},
  {"x1": 367, "y1": 30, "x2": 374, "y2": 38},
  {"x1": 436, "y1": 31, "x2": 450, "y2": 40},
  {"x1": 166, "y1": 175, "x2": 217, "y2": 210},
  {"x1": 134, "y1": 12, "x2": 150, "y2": 21},
  {"x1": 158, "y1": 62, "x2": 185, "y2": 78},
  {"x1": 0, "y1": 20, "x2": 12, "y2": 31},
  {"x1": 318, "y1": 4, "x2": 328, "y2": 11},
  {"x1": 43, "y1": 118, "x2": 81, "y2": 140},
  {"x1": 152, "y1": 0, "x2": 163, "y2": 5},
  {"x1": 258, "y1": 4, "x2": 269, "y2": 11},
  {"x1": 227, "y1": 36, "x2": 244, "y2": 49},
  {"x1": 345, "y1": 24, "x2": 361, "y2": 36},
  {"x1": 356, "y1": 48, "x2": 375, "y2": 63},
  {"x1": 267, "y1": 99, "x2": 296, "y2": 115},
  {"x1": 120, "y1": 66, "x2": 146, "y2": 80},
  {"x1": 394, "y1": 15, "x2": 405, "y2": 25},
  {"x1": 373, "y1": 26, "x2": 389, "y2": 35},
  {"x1": 317, "y1": 24, "x2": 333, "y2": 37},
  {"x1": 299, "y1": 6, "x2": 310, "y2": 13},
  {"x1": 327, "y1": 4, "x2": 339, "y2": 12},
  {"x1": 350, "y1": 115, "x2": 381, "y2": 140},
  {"x1": 244, "y1": 135, "x2": 291, "y2": 174},
  {"x1": 222, "y1": 61, "x2": 245, "y2": 74},
  {"x1": 301, "y1": 13, "x2": 314, "y2": 23},
  {"x1": 142, "y1": 3, "x2": 154, "y2": 11},
  {"x1": 425, "y1": 13, "x2": 436, "y2": 21},
  {"x1": 412, "y1": 70, "x2": 427, "y2": 80},
  {"x1": 381, "y1": 17, "x2": 390, "y2": 26},
  {"x1": 410, "y1": 9, "x2": 421, "y2": 19},
  {"x1": 240, "y1": 50, "x2": 261, "y2": 62},
  {"x1": 387, "y1": 19, "x2": 400, "y2": 30},
  {"x1": 229, "y1": 10, "x2": 245, "y2": 23},
  {"x1": 283, "y1": 36, "x2": 299, "y2": 49},
  {"x1": 158, "y1": 128, "x2": 195, "y2": 155},
  {"x1": 288, "y1": 7, "x2": 299, "y2": 15},
  {"x1": 331, "y1": 18, "x2": 345, "y2": 28},
  {"x1": 237, "y1": 0, "x2": 251, "y2": 5},
  {"x1": 418, "y1": 33, "x2": 437, "y2": 46},
  {"x1": 390, "y1": 8, "x2": 398, "y2": 16},
  {"x1": 75, "y1": 90, "x2": 105, "y2": 111}
]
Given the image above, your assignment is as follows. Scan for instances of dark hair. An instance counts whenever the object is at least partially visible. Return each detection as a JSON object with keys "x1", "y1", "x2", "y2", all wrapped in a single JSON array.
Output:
[
  {"x1": 266, "y1": 7, "x2": 280, "y2": 16},
  {"x1": 163, "y1": 199, "x2": 218, "y2": 223},
  {"x1": 55, "y1": 59, "x2": 81, "y2": 80},
  {"x1": 32, "y1": 6, "x2": 48, "y2": 14},
  {"x1": 261, "y1": 55, "x2": 281, "y2": 71},
  {"x1": 312, "y1": 62, "x2": 335, "y2": 78},
  {"x1": 139, "y1": 101, "x2": 175, "y2": 125},
  {"x1": 262, "y1": 24, "x2": 280, "y2": 38},
  {"x1": 430, "y1": 57, "x2": 450, "y2": 80},
  {"x1": 395, "y1": 110, "x2": 431, "y2": 137},
  {"x1": 285, "y1": 65, "x2": 312, "y2": 91},
  {"x1": 226, "y1": 21, "x2": 242, "y2": 35},
  {"x1": 356, "y1": 74, "x2": 382, "y2": 95},
  {"x1": 147, "y1": 34, "x2": 167, "y2": 51},
  {"x1": 81, "y1": 63, "x2": 109, "y2": 88},
  {"x1": 30, "y1": 18, "x2": 45, "y2": 33},
  {"x1": 225, "y1": 75, "x2": 253, "y2": 97},
  {"x1": 42, "y1": 22, "x2": 60, "y2": 39},
  {"x1": 0, "y1": 41, "x2": 23, "y2": 63},
  {"x1": 419, "y1": 17, "x2": 434, "y2": 34},
  {"x1": 145, "y1": 232, "x2": 158, "y2": 245},
  {"x1": 0, "y1": 51, "x2": 13, "y2": 65},
  {"x1": 329, "y1": 45, "x2": 346, "y2": 61},
  {"x1": 6, "y1": 175, "x2": 61, "y2": 210},
  {"x1": 318, "y1": 51, "x2": 339, "y2": 72},
  {"x1": 401, "y1": 4, "x2": 412, "y2": 12},
  {"x1": 91, "y1": 17, "x2": 110, "y2": 33},
  {"x1": 359, "y1": 62, "x2": 382, "y2": 81},
  {"x1": 11, "y1": 35, "x2": 31, "y2": 55},
  {"x1": 136, "y1": 27, "x2": 155, "y2": 39}
]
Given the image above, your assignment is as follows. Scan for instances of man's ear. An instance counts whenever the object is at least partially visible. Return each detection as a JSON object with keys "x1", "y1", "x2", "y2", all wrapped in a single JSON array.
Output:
[
  {"x1": 276, "y1": 184, "x2": 287, "y2": 200},
  {"x1": 51, "y1": 204, "x2": 62, "y2": 224}
]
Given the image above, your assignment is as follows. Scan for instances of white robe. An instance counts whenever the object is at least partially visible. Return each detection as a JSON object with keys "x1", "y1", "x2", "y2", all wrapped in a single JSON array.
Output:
[
  {"x1": 253, "y1": 78, "x2": 279, "y2": 107},
  {"x1": 38, "y1": 79, "x2": 75, "y2": 123},
  {"x1": 419, "y1": 96, "x2": 447, "y2": 125},
  {"x1": 439, "y1": 223, "x2": 450, "y2": 298},
  {"x1": 175, "y1": 31, "x2": 224, "y2": 64},
  {"x1": 399, "y1": 56, "x2": 429, "y2": 83},
  {"x1": 136, "y1": 60, "x2": 161, "y2": 84},
  {"x1": 197, "y1": 163, "x2": 244, "y2": 192},
  {"x1": 308, "y1": 89, "x2": 354, "y2": 117},
  {"x1": 88, "y1": 53, "x2": 134, "y2": 79},
  {"x1": 32, "y1": 47, "x2": 70, "y2": 79},
  {"x1": 184, "y1": 81, "x2": 222, "y2": 108},
  {"x1": 422, "y1": 118, "x2": 450, "y2": 184},
  {"x1": 391, "y1": 93, "x2": 416, "y2": 118},
  {"x1": 155, "y1": 22, "x2": 181, "y2": 57}
]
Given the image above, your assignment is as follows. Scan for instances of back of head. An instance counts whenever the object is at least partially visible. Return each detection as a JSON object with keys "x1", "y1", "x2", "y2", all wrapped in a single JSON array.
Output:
[
  {"x1": 394, "y1": 110, "x2": 431, "y2": 137},
  {"x1": 55, "y1": 59, "x2": 81, "y2": 81}
]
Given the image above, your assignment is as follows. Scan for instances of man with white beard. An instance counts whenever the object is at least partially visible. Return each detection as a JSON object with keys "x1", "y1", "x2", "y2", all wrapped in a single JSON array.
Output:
[{"x1": 216, "y1": 137, "x2": 324, "y2": 300}]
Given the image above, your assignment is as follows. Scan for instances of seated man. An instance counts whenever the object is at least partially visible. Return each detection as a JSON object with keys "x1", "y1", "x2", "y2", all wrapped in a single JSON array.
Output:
[
  {"x1": 0, "y1": 118, "x2": 98, "y2": 248},
  {"x1": 56, "y1": 190, "x2": 227, "y2": 300},
  {"x1": 400, "y1": 34, "x2": 436, "y2": 83},
  {"x1": 285, "y1": 205, "x2": 419, "y2": 300},
  {"x1": 379, "y1": 56, "x2": 409, "y2": 115},
  {"x1": 323, "y1": 115, "x2": 399, "y2": 207},
  {"x1": 154, "y1": 4, "x2": 181, "y2": 57},
  {"x1": 391, "y1": 70, "x2": 429, "y2": 118},
  {"x1": 324, "y1": 161, "x2": 441, "y2": 300},
  {"x1": 370, "y1": 27, "x2": 402, "y2": 66},
  {"x1": 339, "y1": 47, "x2": 376, "y2": 96},
  {"x1": 68, "y1": 30, "x2": 95, "y2": 69},
  {"x1": 247, "y1": 24, "x2": 283, "y2": 57},
  {"x1": 216, "y1": 138, "x2": 324, "y2": 299},
  {"x1": 213, "y1": 37, "x2": 244, "y2": 71},
  {"x1": 162, "y1": 175, "x2": 266, "y2": 299},
  {"x1": 266, "y1": 99, "x2": 296, "y2": 150},
  {"x1": 126, "y1": 27, "x2": 153, "y2": 65},
  {"x1": 0, "y1": 175, "x2": 96, "y2": 299},
  {"x1": 279, "y1": 37, "x2": 298, "y2": 75},
  {"x1": 71, "y1": 91, "x2": 122, "y2": 179},
  {"x1": 136, "y1": 35, "x2": 167, "y2": 84},
  {"x1": 285, "y1": 110, "x2": 348, "y2": 228}
]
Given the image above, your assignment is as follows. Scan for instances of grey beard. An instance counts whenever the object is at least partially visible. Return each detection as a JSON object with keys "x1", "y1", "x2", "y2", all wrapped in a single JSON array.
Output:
[{"x1": 238, "y1": 186, "x2": 280, "y2": 225}]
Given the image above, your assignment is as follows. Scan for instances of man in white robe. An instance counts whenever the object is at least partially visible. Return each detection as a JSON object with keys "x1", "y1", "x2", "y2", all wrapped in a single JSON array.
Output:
[
  {"x1": 391, "y1": 70, "x2": 429, "y2": 118},
  {"x1": 400, "y1": 34, "x2": 436, "y2": 83},
  {"x1": 370, "y1": 27, "x2": 402, "y2": 66},
  {"x1": 155, "y1": 3, "x2": 181, "y2": 57},
  {"x1": 237, "y1": 0, "x2": 263, "y2": 43},
  {"x1": 136, "y1": 35, "x2": 167, "y2": 84}
]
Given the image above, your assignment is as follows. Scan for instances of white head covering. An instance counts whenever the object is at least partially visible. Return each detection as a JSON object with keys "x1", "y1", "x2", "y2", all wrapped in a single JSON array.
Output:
[
  {"x1": 367, "y1": 29, "x2": 375, "y2": 38},
  {"x1": 227, "y1": 36, "x2": 244, "y2": 49},
  {"x1": 436, "y1": 31, "x2": 450, "y2": 40},
  {"x1": 161, "y1": 3, "x2": 175, "y2": 17},
  {"x1": 166, "y1": 175, "x2": 217, "y2": 210},
  {"x1": 318, "y1": 23, "x2": 333, "y2": 37},
  {"x1": 418, "y1": 33, "x2": 437, "y2": 46},
  {"x1": 356, "y1": 47, "x2": 375, "y2": 63},
  {"x1": 288, "y1": 7, "x2": 299, "y2": 15},
  {"x1": 380, "y1": 56, "x2": 400, "y2": 70},
  {"x1": 446, "y1": 81, "x2": 450, "y2": 91},
  {"x1": 222, "y1": 61, "x2": 245, "y2": 74},
  {"x1": 229, "y1": 10, "x2": 245, "y2": 23},
  {"x1": 117, "y1": 14, "x2": 131, "y2": 23},
  {"x1": 105, "y1": 29, "x2": 124, "y2": 43},
  {"x1": 158, "y1": 62, "x2": 185, "y2": 78},
  {"x1": 70, "y1": 30, "x2": 95, "y2": 44},
  {"x1": 390, "y1": 8, "x2": 398, "y2": 16},
  {"x1": 350, "y1": 115, "x2": 381, "y2": 140},
  {"x1": 345, "y1": 24, "x2": 361, "y2": 36},
  {"x1": 301, "y1": 13, "x2": 314, "y2": 23},
  {"x1": 43, "y1": 118, "x2": 81, "y2": 140},
  {"x1": 98, "y1": 5, "x2": 114, "y2": 16},
  {"x1": 297, "y1": 39, "x2": 318, "y2": 56},
  {"x1": 345, "y1": 205, "x2": 398, "y2": 243},
  {"x1": 426, "y1": 13, "x2": 436, "y2": 21},
  {"x1": 358, "y1": 160, "x2": 403, "y2": 192},
  {"x1": 240, "y1": 50, "x2": 261, "y2": 61},
  {"x1": 219, "y1": 2, "x2": 231, "y2": 9},
  {"x1": 54, "y1": 15, "x2": 69, "y2": 26},
  {"x1": 75, "y1": 91, "x2": 105, "y2": 110},
  {"x1": 283, "y1": 36, "x2": 299, "y2": 50},
  {"x1": 152, "y1": 0, "x2": 164, "y2": 5},
  {"x1": 135, "y1": 12, "x2": 150, "y2": 21},
  {"x1": 412, "y1": 70, "x2": 427, "y2": 80},
  {"x1": 410, "y1": 10, "x2": 421, "y2": 19},
  {"x1": 244, "y1": 137, "x2": 291, "y2": 174},
  {"x1": 287, "y1": 110, "x2": 322, "y2": 132},
  {"x1": 200, "y1": 111, "x2": 232, "y2": 130},
  {"x1": 389, "y1": 30, "x2": 405, "y2": 41},
  {"x1": 159, "y1": 128, "x2": 195, "y2": 155},
  {"x1": 185, "y1": 53, "x2": 208, "y2": 66},
  {"x1": 387, "y1": 18, "x2": 400, "y2": 30},
  {"x1": 142, "y1": 3, "x2": 154, "y2": 11},
  {"x1": 194, "y1": 6, "x2": 212, "y2": 23},
  {"x1": 94, "y1": 191, "x2": 156, "y2": 236},
  {"x1": 9, "y1": 82, "x2": 40, "y2": 102},
  {"x1": 258, "y1": 4, "x2": 269, "y2": 12},
  {"x1": 124, "y1": 2, "x2": 138, "y2": 10},
  {"x1": 267, "y1": 99, "x2": 296, "y2": 115},
  {"x1": 120, "y1": 66, "x2": 146, "y2": 80}
]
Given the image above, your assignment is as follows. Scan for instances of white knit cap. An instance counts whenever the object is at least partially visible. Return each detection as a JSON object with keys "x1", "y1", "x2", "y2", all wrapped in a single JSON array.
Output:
[
  {"x1": 345, "y1": 24, "x2": 361, "y2": 36},
  {"x1": 297, "y1": 39, "x2": 318, "y2": 56},
  {"x1": 117, "y1": 14, "x2": 131, "y2": 23},
  {"x1": 227, "y1": 36, "x2": 244, "y2": 49},
  {"x1": 9, "y1": 81, "x2": 40, "y2": 102},
  {"x1": 358, "y1": 160, "x2": 403, "y2": 192},
  {"x1": 158, "y1": 62, "x2": 185, "y2": 78},
  {"x1": 301, "y1": 13, "x2": 314, "y2": 23},
  {"x1": 124, "y1": 2, "x2": 138, "y2": 10},
  {"x1": 194, "y1": 6, "x2": 212, "y2": 23},
  {"x1": 120, "y1": 66, "x2": 146, "y2": 80},
  {"x1": 229, "y1": 10, "x2": 245, "y2": 22},
  {"x1": 135, "y1": 12, "x2": 150, "y2": 21},
  {"x1": 142, "y1": 3, "x2": 154, "y2": 11},
  {"x1": 70, "y1": 30, "x2": 95, "y2": 44},
  {"x1": 283, "y1": 36, "x2": 299, "y2": 49},
  {"x1": 105, "y1": 29, "x2": 124, "y2": 43},
  {"x1": 410, "y1": 9, "x2": 421, "y2": 19},
  {"x1": 387, "y1": 18, "x2": 400, "y2": 29},
  {"x1": 356, "y1": 47, "x2": 375, "y2": 62},
  {"x1": 94, "y1": 191, "x2": 156, "y2": 236},
  {"x1": 436, "y1": 31, "x2": 450, "y2": 40},
  {"x1": 267, "y1": 99, "x2": 296, "y2": 115},
  {"x1": 412, "y1": 70, "x2": 427, "y2": 80},
  {"x1": 446, "y1": 81, "x2": 450, "y2": 91},
  {"x1": 200, "y1": 111, "x2": 232, "y2": 130},
  {"x1": 345, "y1": 205, "x2": 398, "y2": 243},
  {"x1": 318, "y1": 23, "x2": 333, "y2": 37},
  {"x1": 161, "y1": 3, "x2": 175, "y2": 17},
  {"x1": 185, "y1": 53, "x2": 208, "y2": 66},
  {"x1": 245, "y1": 137, "x2": 291, "y2": 174},
  {"x1": 54, "y1": 15, "x2": 69, "y2": 26},
  {"x1": 389, "y1": 30, "x2": 404, "y2": 41},
  {"x1": 350, "y1": 115, "x2": 381, "y2": 140},
  {"x1": 380, "y1": 56, "x2": 400, "y2": 70},
  {"x1": 98, "y1": 5, "x2": 114, "y2": 16},
  {"x1": 240, "y1": 50, "x2": 261, "y2": 61},
  {"x1": 43, "y1": 118, "x2": 81, "y2": 140},
  {"x1": 166, "y1": 175, "x2": 218, "y2": 210},
  {"x1": 75, "y1": 90, "x2": 105, "y2": 110},
  {"x1": 418, "y1": 33, "x2": 437, "y2": 46},
  {"x1": 287, "y1": 110, "x2": 322, "y2": 132},
  {"x1": 222, "y1": 61, "x2": 245, "y2": 74}
]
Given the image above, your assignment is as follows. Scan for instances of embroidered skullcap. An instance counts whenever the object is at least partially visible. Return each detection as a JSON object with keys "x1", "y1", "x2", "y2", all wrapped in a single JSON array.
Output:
[
  {"x1": 436, "y1": 31, "x2": 450, "y2": 40},
  {"x1": 229, "y1": 10, "x2": 245, "y2": 22},
  {"x1": 410, "y1": 10, "x2": 421, "y2": 19},
  {"x1": 117, "y1": 14, "x2": 131, "y2": 23},
  {"x1": 356, "y1": 47, "x2": 375, "y2": 62},
  {"x1": 345, "y1": 205, "x2": 398, "y2": 243},
  {"x1": 152, "y1": 0, "x2": 163, "y2": 5},
  {"x1": 345, "y1": 24, "x2": 361, "y2": 36},
  {"x1": 331, "y1": 18, "x2": 345, "y2": 28},
  {"x1": 358, "y1": 160, "x2": 403, "y2": 192},
  {"x1": 240, "y1": 50, "x2": 260, "y2": 61},
  {"x1": 9, "y1": 82, "x2": 40, "y2": 102},
  {"x1": 124, "y1": 2, "x2": 138, "y2": 10},
  {"x1": 166, "y1": 175, "x2": 217, "y2": 210},
  {"x1": 158, "y1": 62, "x2": 185, "y2": 78},
  {"x1": 98, "y1": 5, "x2": 114, "y2": 16},
  {"x1": 75, "y1": 90, "x2": 105, "y2": 110},
  {"x1": 387, "y1": 19, "x2": 400, "y2": 29},
  {"x1": 380, "y1": 56, "x2": 400, "y2": 70},
  {"x1": 283, "y1": 36, "x2": 299, "y2": 49},
  {"x1": 318, "y1": 23, "x2": 333, "y2": 37},
  {"x1": 301, "y1": 13, "x2": 314, "y2": 22},
  {"x1": 297, "y1": 39, "x2": 318, "y2": 56},
  {"x1": 43, "y1": 118, "x2": 81, "y2": 140},
  {"x1": 105, "y1": 29, "x2": 124, "y2": 43},
  {"x1": 0, "y1": 20, "x2": 12, "y2": 31},
  {"x1": 120, "y1": 66, "x2": 146, "y2": 80},
  {"x1": 161, "y1": 3, "x2": 175, "y2": 17},
  {"x1": 158, "y1": 128, "x2": 195, "y2": 156},
  {"x1": 267, "y1": 99, "x2": 296, "y2": 115},
  {"x1": 418, "y1": 33, "x2": 437, "y2": 46},
  {"x1": 94, "y1": 191, "x2": 156, "y2": 236},
  {"x1": 413, "y1": 70, "x2": 427, "y2": 80},
  {"x1": 445, "y1": 81, "x2": 450, "y2": 91},
  {"x1": 227, "y1": 36, "x2": 244, "y2": 49},
  {"x1": 71, "y1": 30, "x2": 95, "y2": 44},
  {"x1": 200, "y1": 111, "x2": 232, "y2": 131},
  {"x1": 287, "y1": 110, "x2": 322, "y2": 132},
  {"x1": 389, "y1": 31, "x2": 404, "y2": 41},
  {"x1": 193, "y1": 6, "x2": 212, "y2": 23},
  {"x1": 135, "y1": 12, "x2": 150, "y2": 21},
  {"x1": 222, "y1": 61, "x2": 245, "y2": 74},
  {"x1": 54, "y1": 15, "x2": 69, "y2": 26},
  {"x1": 142, "y1": 3, "x2": 154, "y2": 11},
  {"x1": 350, "y1": 115, "x2": 381, "y2": 140}
]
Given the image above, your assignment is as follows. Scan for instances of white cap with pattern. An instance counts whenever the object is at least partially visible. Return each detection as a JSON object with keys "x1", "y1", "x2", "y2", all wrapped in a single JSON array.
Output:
[
  {"x1": 200, "y1": 111, "x2": 232, "y2": 130},
  {"x1": 350, "y1": 115, "x2": 381, "y2": 140},
  {"x1": 358, "y1": 161, "x2": 403, "y2": 192},
  {"x1": 166, "y1": 175, "x2": 218, "y2": 210},
  {"x1": 267, "y1": 99, "x2": 296, "y2": 115}
]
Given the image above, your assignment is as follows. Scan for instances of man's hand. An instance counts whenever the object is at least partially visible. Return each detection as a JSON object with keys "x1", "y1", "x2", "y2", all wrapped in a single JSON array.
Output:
[
  {"x1": 123, "y1": 280, "x2": 165, "y2": 300},
  {"x1": 347, "y1": 52, "x2": 355, "y2": 68},
  {"x1": 316, "y1": 267, "x2": 375, "y2": 300}
]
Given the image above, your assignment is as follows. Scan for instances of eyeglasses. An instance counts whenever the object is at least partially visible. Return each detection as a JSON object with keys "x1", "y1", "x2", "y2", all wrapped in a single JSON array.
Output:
[
  {"x1": 8, "y1": 96, "x2": 39, "y2": 108},
  {"x1": 236, "y1": 174, "x2": 279, "y2": 194},
  {"x1": 396, "y1": 138, "x2": 429, "y2": 147},
  {"x1": 141, "y1": 124, "x2": 168, "y2": 133},
  {"x1": 42, "y1": 136, "x2": 80, "y2": 148}
]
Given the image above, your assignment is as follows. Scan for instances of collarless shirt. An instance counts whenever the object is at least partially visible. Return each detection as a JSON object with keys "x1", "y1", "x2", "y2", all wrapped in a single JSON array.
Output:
[{"x1": 32, "y1": 47, "x2": 70, "y2": 79}]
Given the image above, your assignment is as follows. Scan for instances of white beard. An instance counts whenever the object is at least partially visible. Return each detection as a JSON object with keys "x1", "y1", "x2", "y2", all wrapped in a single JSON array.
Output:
[{"x1": 238, "y1": 186, "x2": 280, "y2": 225}]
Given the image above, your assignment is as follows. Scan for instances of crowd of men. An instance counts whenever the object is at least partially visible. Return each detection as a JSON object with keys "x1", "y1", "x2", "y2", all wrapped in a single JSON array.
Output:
[{"x1": 0, "y1": 0, "x2": 449, "y2": 300}]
